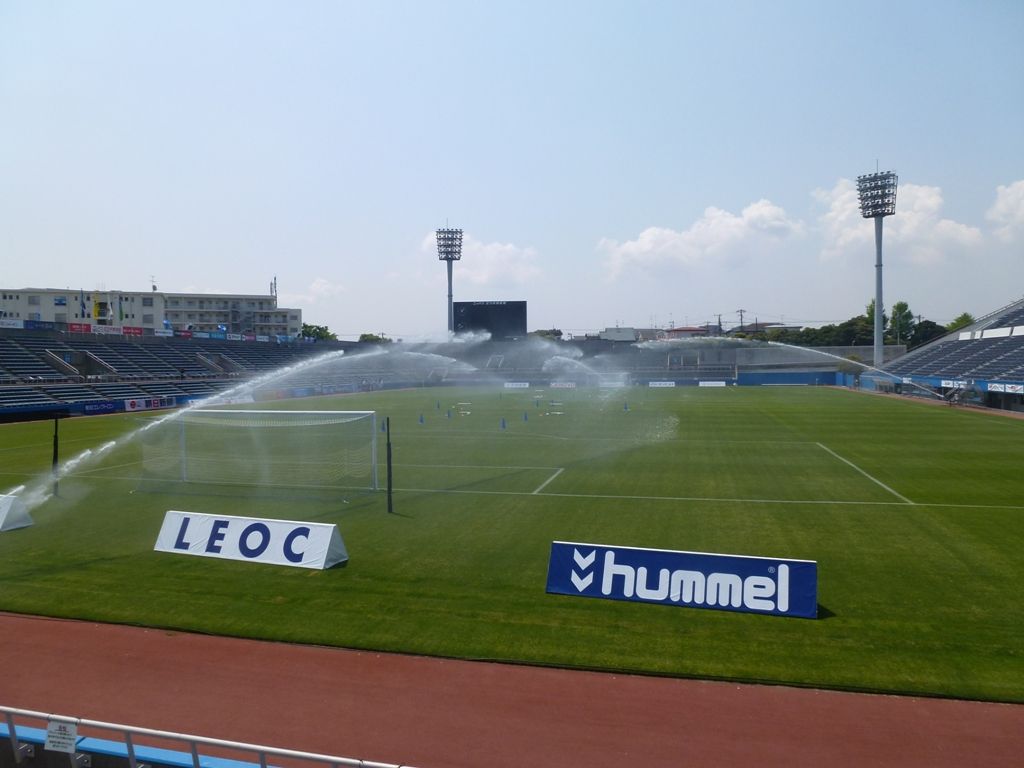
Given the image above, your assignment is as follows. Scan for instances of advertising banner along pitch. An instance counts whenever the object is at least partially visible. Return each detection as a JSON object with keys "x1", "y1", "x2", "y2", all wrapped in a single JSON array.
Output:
[
  {"x1": 155, "y1": 511, "x2": 348, "y2": 569},
  {"x1": 546, "y1": 541, "x2": 818, "y2": 618}
]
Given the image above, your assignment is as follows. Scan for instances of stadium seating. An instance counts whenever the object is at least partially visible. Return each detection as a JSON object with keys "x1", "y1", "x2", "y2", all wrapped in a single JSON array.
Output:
[
  {"x1": 0, "y1": 337, "x2": 69, "y2": 382},
  {"x1": 0, "y1": 327, "x2": 356, "y2": 417},
  {"x1": 0, "y1": 386, "x2": 59, "y2": 408},
  {"x1": 3, "y1": 296, "x2": 1022, "y2": 420},
  {"x1": 884, "y1": 297, "x2": 1024, "y2": 382}
]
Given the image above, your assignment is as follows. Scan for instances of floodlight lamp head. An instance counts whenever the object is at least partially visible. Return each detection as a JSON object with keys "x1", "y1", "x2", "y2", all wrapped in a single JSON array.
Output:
[
  {"x1": 436, "y1": 228, "x2": 463, "y2": 261},
  {"x1": 856, "y1": 171, "x2": 898, "y2": 218}
]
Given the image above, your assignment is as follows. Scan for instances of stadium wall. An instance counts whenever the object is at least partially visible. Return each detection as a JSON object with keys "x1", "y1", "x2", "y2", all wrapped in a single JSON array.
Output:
[{"x1": 738, "y1": 371, "x2": 841, "y2": 386}]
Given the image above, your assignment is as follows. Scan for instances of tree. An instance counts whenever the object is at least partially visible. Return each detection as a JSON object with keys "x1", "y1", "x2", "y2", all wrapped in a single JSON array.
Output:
[
  {"x1": 909, "y1": 319, "x2": 946, "y2": 348},
  {"x1": 946, "y1": 312, "x2": 976, "y2": 332},
  {"x1": 889, "y1": 301, "x2": 915, "y2": 345},
  {"x1": 302, "y1": 323, "x2": 337, "y2": 341},
  {"x1": 765, "y1": 305, "x2": 958, "y2": 350},
  {"x1": 531, "y1": 328, "x2": 563, "y2": 340},
  {"x1": 865, "y1": 299, "x2": 889, "y2": 336},
  {"x1": 358, "y1": 333, "x2": 392, "y2": 344},
  {"x1": 834, "y1": 314, "x2": 874, "y2": 346}
]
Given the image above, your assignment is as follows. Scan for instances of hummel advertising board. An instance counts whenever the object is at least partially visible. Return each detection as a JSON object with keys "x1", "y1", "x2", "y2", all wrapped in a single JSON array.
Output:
[
  {"x1": 546, "y1": 541, "x2": 818, "y2": 618},
  {"x1": 154, "y1": 511, "x2": 348, "y2": 569}
]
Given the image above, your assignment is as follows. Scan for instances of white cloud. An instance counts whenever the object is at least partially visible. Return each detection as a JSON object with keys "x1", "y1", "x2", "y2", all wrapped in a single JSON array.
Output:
[
  {"x1": 599, "y1": 199, "x2": 804, "y2": 278},
  {"x1": 816, "y1": 179, "x2": 982, "y2": 265},
  {"x1": 419, "y1": 232, "x2": 542, "y2": 287},
  {"x1": 986, "y1": 180, "x2": 1024, "y2": 242},
  {"x1": 308, "y1": 277, "x2": 347, "y2": 298},
  {"x1": 814, "y1": 178, "x2": 866, "y2": 258},
  {"x1": 279, "y1": 276, "x2": 346, "y2": 307}
]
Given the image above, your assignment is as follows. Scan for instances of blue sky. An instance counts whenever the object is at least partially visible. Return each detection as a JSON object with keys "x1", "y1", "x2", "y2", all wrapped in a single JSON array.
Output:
[{"x1": 2, "y1": 0, "x2": 1022, "y2": 340}]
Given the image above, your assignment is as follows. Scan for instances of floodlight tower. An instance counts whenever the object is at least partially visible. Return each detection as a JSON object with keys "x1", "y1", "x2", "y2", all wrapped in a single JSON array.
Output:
[
  {"x1": 856, "y1": 170, "x2": 898, "y2": 367},
  {"x1": 436, "y1": 227, "x2": 463, "y2": 336}
]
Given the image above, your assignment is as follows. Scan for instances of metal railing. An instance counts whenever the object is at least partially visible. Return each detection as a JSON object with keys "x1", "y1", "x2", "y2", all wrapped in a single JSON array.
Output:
[{"x1": 1, "y1": 706, "x2": 419, "y2": 768}]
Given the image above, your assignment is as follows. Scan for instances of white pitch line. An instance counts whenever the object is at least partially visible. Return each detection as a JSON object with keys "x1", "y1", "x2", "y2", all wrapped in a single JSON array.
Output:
[
  {"x1": 395, "y1": 462, "x2": 558, "y2": 471},
  {"x1": 816, "y1": 442, "x2": 914, "y2": 505},
  {"x1": 532, "y1": 468, "x2": 564, "y2": 495}
]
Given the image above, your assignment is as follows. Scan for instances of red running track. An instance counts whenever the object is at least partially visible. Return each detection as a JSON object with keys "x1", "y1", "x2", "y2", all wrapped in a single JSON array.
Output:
[{"x1": 0, "y1": 613, "x2": 1021, "y2": 767}]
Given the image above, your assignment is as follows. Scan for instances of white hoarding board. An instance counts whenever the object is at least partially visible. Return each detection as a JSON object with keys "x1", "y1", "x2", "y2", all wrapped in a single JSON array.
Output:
[
  {"x1": 155, "y1": 511, "x2": 348, "y2": 569},
  {"x1": 0, "y1": 494, "x2": 32, "y2": 532}
]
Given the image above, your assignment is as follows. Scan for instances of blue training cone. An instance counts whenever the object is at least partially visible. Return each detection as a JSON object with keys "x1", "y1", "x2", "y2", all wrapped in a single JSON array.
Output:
[
  {"x1": 523, "y1": 412, "x2": 528, "y2": 422},
  {"x1": 419, "y1": 414, "x2": 425, "y2": 424},
  {"x1": 624, "y1": 401, "x2": 629, "y2": 411},
  {"x1": 500, "y1": 417, "x2": 507, "y2": 430}
]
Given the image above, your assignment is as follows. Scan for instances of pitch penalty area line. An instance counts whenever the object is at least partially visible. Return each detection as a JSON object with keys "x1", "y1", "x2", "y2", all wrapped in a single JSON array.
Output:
[
  {"x1": 532, "y1": 468, "x2": 564, "y2": 495},
  {"x1": 816, "y1": 442, "x2": 914, "y2": 505}
]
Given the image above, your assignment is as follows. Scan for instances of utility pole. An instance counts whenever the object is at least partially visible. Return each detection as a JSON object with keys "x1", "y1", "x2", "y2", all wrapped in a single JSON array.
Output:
[{"x1": 737, "y1": 309, "x2": 746, "y2": 333}]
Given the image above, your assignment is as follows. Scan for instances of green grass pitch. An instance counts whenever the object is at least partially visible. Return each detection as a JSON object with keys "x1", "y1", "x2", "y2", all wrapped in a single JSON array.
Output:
[{"x1": 1, "y1": 386, "x2": 1021, "y2": 702}]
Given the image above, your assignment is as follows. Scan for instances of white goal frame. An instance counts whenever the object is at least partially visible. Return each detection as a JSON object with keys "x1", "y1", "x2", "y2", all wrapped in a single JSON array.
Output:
[{"x1": 164, "y1": 408, "x2": 378, "y2": 491}]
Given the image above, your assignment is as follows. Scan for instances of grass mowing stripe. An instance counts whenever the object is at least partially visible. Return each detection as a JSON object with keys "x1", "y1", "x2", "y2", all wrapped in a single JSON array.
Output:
[
  {"x1": 393, "y1": 486, "x2": 923, "y2": 506},
  {"x1": 47, "y1": 478, "x2": 1024, "y2": 510},
  {"x1": 815, "y1": 441, "x2": 915, "y2": 504}
]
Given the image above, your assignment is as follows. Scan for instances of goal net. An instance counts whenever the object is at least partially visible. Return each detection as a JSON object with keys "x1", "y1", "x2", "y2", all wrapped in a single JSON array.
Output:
[{"x1": 141, "y1": 409, "x2": 378, "y2": 492}]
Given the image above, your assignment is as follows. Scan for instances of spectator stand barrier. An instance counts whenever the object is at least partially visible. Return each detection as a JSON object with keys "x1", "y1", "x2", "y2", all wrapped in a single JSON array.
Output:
[{"x1": 1, "y1": 706, "x2": 417, "y2": 768}]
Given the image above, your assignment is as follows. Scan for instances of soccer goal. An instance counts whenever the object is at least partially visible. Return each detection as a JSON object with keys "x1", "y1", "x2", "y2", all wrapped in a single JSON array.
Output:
[{"x1": 141, "y1": 409, "x2": 378, "y2": 493}]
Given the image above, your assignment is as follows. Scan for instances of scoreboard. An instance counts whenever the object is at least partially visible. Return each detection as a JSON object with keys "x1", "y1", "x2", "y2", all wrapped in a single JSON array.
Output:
[{"x1": 453, "y1": 301, "x2": 527, "y2": 339}]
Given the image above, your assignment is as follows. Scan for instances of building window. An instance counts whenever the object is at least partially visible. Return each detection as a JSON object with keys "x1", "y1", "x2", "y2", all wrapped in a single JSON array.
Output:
[
  {"x1": 55, "y1": 313, "x2": 67, "y2": 322},
  {"x1": 28, "y1": 295, "x2": 40, "y2": 305},
  {"x1": 143, "y1": 314, "x2": 154, "y2": 324},
  {"x1": 54, "y1": 296, "x2": 67, "y2": 306}
]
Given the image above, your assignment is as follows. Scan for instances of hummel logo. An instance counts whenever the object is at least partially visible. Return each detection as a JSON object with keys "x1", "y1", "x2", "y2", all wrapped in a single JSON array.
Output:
[
  {"x1": 571, "y1": 548, "x2": 595, "y2": 591},
  {"x1": 547, "y1": 541, "x2": 816, "y2": 618}
]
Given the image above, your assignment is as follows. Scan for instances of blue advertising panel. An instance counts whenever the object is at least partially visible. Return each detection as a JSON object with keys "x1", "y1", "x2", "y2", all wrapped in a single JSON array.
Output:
[
  {"x1": 546, "y1": 541, "x2": 818, "y2": 619},
  {"x1": 24, "y1": 320, "x2": 57, "y2": 331},
  {"x1": 81, "y1": 401, "x2": 117, "y2": 415}
]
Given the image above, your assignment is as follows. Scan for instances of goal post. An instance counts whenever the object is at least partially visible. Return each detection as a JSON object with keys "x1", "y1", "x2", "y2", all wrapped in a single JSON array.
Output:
[{"x1": 142, "y1": 409, "x2": 378, "y2": 493}]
